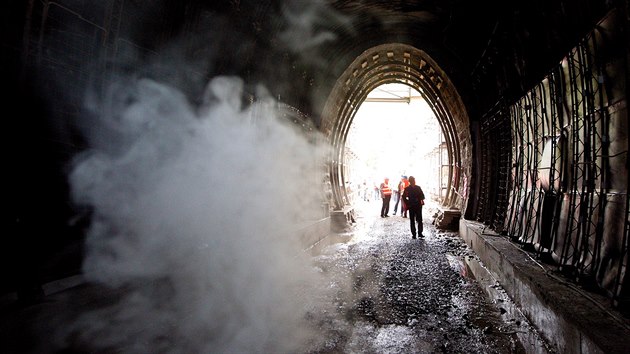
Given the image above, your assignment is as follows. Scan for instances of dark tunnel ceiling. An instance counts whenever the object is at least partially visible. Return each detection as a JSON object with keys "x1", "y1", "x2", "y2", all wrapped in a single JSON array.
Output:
[
  {"x1": 95, "y1": 0, "x2": 610, "y2": 117},
  {"x1": 139, "y1": 0, "x2": 504, "y2": 73}
]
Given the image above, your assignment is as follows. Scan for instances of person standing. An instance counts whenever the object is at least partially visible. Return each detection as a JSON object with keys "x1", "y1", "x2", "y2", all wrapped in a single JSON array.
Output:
[
  {"x1": 379, "y1": 177, "x2": 393, "y2": 217},
  {"x1": 362, "y1": 181, "x2": 370, "y2": 201},
  {"x1": 393, "y1": 176, "x2": 405, "y2": 215},
  {"x1": 402, "y1": 176, "x2": 425, "y2": 238},
  {"x1": 400, "y1": 176, "x2": 410, "y2": 218}
]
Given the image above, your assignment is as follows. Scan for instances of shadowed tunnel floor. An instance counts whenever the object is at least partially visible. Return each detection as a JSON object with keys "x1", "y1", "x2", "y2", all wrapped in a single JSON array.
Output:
[
  {"x1": 0, "y1": 200, "x2": 550, "y2": 353},
  {"x1": 303, "y1": 199, "x2": 545, "y2": 353}
]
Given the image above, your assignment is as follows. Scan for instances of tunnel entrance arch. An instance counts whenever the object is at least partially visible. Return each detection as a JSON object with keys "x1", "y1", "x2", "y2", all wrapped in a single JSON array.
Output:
[{"x1": 320, "y1": 43, "x2": 472, "y2": 224}]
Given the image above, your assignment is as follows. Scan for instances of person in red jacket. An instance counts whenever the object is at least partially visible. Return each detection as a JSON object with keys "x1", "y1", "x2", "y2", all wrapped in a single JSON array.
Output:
[
  {"x1": 379, "y1": 177, "x2": 393, "y2": 217},
  {"x1": 400, "y1": 176, "x2": 410, "y2": 218},
  {"x1": 402, "y1": 176, "x2": 425, "y2": 238}
]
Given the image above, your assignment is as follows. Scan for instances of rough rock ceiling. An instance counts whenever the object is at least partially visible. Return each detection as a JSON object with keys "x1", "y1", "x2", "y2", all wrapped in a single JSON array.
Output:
[
  {"x1": 324, "y1": 0, "x2": 609, "y2": 111},
  {"x1": 330, "y1": 0, "x2": 501, "y2": 69},
  {"x1": 5, "y1": 0, "x2": 610, "y2": 120},
  {"x1": 143, "y1": 0, "x2": 608, "y2": 117}
]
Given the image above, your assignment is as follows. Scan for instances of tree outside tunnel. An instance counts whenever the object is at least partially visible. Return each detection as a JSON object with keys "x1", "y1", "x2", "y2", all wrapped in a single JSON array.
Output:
[{"x1": 344, "y1": 83, "x2": 442, "y2": 203}]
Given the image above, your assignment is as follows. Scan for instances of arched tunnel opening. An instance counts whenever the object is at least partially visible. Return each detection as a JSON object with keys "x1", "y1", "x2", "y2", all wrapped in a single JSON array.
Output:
[{"x1": 321, "y1": 44, "x2": 471, "y2": 230}]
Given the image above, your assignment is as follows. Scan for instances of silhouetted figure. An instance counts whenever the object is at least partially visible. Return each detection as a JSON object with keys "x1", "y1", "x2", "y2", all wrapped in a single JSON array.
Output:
[
  {"x1": 400, "y1": 176, "x2": 409, "y2": 218},
  {"x1": 402, "y1": 176, "x2": 425, "y2": 239}
]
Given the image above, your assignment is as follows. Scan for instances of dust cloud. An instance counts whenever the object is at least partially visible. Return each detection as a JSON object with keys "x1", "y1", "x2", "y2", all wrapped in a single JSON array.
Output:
[
  {"x1": 51, "y1": 2, "x2": 352, "y2": 352},
  {"x1": 65, "y1": 77, "x2": 329, "y2": 353}
]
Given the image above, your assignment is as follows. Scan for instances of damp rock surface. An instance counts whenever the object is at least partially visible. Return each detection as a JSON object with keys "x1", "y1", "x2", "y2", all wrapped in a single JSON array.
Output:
[{"x1": 305, "y1": 201, "x2": 525, "y2": 353}]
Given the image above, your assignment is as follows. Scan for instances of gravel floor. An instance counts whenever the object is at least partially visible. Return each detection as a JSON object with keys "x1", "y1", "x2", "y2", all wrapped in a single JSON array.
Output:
[
  {"x1": 0, "y1": 199, "x2": 533, "y2": 354},
  {"x1": 303, "y1": 199, "x2": 526, "y2": 353}
]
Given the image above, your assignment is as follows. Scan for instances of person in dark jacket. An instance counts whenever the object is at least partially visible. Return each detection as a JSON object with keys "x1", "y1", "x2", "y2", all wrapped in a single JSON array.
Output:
[{"x1": 402, "y1": 176, "x2": 425, "y2": 238}]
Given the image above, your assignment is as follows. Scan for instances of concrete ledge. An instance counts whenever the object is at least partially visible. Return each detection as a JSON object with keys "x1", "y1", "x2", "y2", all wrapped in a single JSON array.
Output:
[
  {"x1": 330, "y1": 206, "x2": 355, "y2": 233},
  {"x1": 434, "y1": 207, "x2": 461, "y2": 230},
  {"x1": 460, "y1": 219, "x2": 630, "y2": 354},
  {"x1": 297, "y1": 217, "x2": 332, "y2": 248}
]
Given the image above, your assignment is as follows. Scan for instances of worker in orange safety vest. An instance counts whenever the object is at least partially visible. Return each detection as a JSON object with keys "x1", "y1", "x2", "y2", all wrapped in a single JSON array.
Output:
[{"x1": 379, "y1": 177, "x2": 393, "y2": 217}]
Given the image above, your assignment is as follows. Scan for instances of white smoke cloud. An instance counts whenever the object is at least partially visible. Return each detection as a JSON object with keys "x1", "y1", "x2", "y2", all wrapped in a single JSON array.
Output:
[
  {"x1": 279, "y1": 0, "x2": 353, "y2": 61},
  {"x1": 62, "y1": 75, "x2": 330, "y2": 353},
  {"x1": 43, "y1": 2, "x2": 357, "y2": 352}
]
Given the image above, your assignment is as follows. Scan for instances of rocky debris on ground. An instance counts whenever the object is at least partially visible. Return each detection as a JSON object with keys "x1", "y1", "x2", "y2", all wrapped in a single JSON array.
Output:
[{"x1": 304, "y1": 205, "x2": 525, "y2": 353}]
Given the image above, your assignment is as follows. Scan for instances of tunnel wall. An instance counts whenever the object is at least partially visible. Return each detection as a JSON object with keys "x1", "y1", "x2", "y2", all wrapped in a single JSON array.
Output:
[
  {"x1": 474, "y1": 8, "x2": 630, "y2": 310},
  {"x1": 5, "y1": 0, "x2": 121, "y2": 299},
  {"x1": 7, "y1": 0, "x2": 341, "y2": 299},
  {"x1": 8, "y1": 0, "x2": 628, "y2": 306}
]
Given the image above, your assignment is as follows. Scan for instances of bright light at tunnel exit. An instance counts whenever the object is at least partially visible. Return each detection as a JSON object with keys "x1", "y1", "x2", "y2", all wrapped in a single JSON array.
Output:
[{"x1": 345, "y1": 83, "x2": 442, "y2": 199}]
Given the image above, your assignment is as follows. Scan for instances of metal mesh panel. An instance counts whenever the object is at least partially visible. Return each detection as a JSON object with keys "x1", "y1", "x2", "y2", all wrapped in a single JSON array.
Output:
[{"x1": 488, "y1": 27, "x2": 628, "y2": 306}]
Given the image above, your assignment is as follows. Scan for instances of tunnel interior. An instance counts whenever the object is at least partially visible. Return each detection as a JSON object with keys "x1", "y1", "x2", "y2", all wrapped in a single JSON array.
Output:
[{"x1": 3, "y1": 0, "x2": 630, "y2": 340}]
